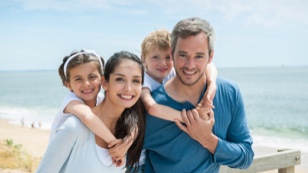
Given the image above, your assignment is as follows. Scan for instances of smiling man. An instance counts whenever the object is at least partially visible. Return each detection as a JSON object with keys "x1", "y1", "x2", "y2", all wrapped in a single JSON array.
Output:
[{"x1": 143, "y1": 17, "x2": 254, "y2": 173}]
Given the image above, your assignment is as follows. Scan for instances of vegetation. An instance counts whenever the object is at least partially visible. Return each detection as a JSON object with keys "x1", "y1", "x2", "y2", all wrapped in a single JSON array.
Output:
[{"x1": 0, "y1": 139, "x2": 41, "y2": 173}]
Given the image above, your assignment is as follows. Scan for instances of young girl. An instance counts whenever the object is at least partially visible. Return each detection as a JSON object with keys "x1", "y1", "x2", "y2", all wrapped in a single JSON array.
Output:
[
  {"x1": 37, "y1": 51, "x2": 145, "y2": 173},
  {"x1": 50, "y1": 49, "x2": 132, "y2": 166}
]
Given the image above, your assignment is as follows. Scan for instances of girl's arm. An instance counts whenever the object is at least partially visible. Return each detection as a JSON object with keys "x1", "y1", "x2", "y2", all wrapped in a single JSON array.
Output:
[
  {"x1": 66, "y1": 100, "x2": 132, "y2": 166},
  {"x1": 65, "y1": 100, "x2": 116, "y2": 143}
]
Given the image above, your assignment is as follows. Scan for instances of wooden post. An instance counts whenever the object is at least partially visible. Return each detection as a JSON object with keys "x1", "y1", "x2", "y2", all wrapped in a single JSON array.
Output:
[{"x1": 277, "y1": 149, "x2": 300, "y2": 173}]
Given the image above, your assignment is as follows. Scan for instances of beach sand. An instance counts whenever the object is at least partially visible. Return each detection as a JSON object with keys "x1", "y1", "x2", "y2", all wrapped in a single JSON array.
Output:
[{"x1": 0, "y1": 118, "x2": 307, "y2": 173}]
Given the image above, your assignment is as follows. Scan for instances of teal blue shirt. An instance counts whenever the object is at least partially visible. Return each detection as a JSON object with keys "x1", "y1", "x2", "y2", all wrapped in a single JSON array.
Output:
[{"x1": 144, "y1": 77, "x2": 254, "y2": 173}]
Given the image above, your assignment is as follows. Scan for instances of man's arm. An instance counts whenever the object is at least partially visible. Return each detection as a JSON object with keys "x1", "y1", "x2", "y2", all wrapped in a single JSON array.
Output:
[{"x1": 175, "y1": 109, "x2": 218, "y2": 154}]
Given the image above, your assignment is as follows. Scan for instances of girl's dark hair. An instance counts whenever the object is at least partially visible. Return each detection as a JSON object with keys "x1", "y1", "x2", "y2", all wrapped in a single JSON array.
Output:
[
  {"x1": 58, "y1": 49, "x2": 105, "y2": 86},
  {"x1": 104, "y1": 51, "x2": 145, "y2": 172}
]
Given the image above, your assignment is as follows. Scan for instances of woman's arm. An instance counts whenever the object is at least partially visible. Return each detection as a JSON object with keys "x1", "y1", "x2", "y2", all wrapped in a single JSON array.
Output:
[{"x1": 36, "y1": 118, "x2": 77, "y2": 172}]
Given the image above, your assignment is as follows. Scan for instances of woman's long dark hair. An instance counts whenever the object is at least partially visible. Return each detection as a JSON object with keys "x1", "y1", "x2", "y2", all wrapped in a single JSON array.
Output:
[{"x1": 104, "y1": 51, "x2": 146, "y2": 172}]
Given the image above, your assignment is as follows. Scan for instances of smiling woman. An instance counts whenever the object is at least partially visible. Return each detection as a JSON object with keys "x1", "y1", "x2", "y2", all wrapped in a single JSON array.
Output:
[{"x1": 36, "y1": 51, "x2": 146, "y2": 173}]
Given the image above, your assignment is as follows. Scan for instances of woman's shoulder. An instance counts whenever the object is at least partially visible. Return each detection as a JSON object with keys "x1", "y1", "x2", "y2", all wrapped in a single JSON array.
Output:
[{"x1": 60, "y1": 116, "x2": 89, "y2": 134}]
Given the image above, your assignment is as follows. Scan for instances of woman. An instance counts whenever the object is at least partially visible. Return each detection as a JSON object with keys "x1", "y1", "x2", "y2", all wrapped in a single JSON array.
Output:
[{"x1": 37, "y1": 51, "x2": 145, "y2": 173}]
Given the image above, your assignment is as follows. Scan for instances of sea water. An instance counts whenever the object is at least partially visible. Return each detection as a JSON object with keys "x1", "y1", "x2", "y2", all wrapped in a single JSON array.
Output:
[{"x1": 0, "y1": 66, "x2": 307, "y2": 153}]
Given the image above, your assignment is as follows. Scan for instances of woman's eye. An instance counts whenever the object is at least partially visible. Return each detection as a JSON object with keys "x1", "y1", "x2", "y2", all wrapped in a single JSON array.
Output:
[
  {"x1": 133, "y1": 79, "x2": 141, "y2": 84},
  {"x1": 116, "y1": 78, "x2": 124, "y2": 82}
]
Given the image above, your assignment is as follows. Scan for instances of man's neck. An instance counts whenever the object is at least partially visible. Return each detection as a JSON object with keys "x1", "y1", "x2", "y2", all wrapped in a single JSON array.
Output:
[{"x1": 164, "y1": 75, "x2": 207, "y2": 106}]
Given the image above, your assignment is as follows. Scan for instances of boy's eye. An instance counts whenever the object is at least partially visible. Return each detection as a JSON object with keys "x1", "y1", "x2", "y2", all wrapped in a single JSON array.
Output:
[
  {"x1": 166, "y1": 56, "x2": 171, "y2": 60},
  {"x1": 152, "y1": 56, "x2": 159, "y2": 60}
]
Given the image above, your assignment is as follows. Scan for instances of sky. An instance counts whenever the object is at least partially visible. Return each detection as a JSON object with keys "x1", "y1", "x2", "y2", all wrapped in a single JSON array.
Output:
[{"x1": 0, "y1": 0, "x2": 307, "y2": 71}]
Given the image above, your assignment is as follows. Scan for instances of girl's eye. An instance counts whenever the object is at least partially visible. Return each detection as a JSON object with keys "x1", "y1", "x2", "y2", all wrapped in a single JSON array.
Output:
[
  {"x1": 89, "y1": 74, "x2": 97, "y2": 79},
  {"x1": 75, "y1": 78, "x2": 82, "y2": 82},
  {"x1": 166, "y1": 56, "x2": 171, "y2": 60}
]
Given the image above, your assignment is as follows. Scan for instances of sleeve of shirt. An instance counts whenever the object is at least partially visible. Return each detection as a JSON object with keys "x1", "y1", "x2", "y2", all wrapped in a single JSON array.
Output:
[
  {"x1": 143, "y1": 72, "x2": 153, "y2": 91},
  {"x1": 37, "y1": 116, "x2": 78, "y2": 173},
  {"x1": 213, "y1": 85, "x2": 254, "y2": 169}
]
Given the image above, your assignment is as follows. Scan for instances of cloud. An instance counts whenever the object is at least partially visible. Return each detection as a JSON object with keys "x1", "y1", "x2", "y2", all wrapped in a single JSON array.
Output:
[
  {"x1": 2, "y1": 0, "x2": 308, "y2": 27},
  {"x1": 151, "y1": 0, "x2": 308, "y2": 27}
]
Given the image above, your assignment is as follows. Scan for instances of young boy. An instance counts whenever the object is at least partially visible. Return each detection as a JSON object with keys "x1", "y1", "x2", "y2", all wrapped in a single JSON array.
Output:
[
  {"x1": 141, "y1": 29, "x2": 217, "y2": 122},
  {"x1": 129, "y1": 29, "x2": 217, "y2": 173}
]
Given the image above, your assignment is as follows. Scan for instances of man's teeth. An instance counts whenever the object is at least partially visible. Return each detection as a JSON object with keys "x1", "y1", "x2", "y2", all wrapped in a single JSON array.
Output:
[{"x1": 184, "y1": 71, "x2": 195, "y2": 75}]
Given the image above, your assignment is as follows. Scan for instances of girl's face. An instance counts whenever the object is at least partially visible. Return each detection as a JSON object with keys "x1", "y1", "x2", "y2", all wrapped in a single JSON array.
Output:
[
  {"x1": 66, "y1": 62, "x2": 102, "y2": 107},
  {"x1": 143, "y1": 46, "x2": 173, "y2": 83},
  {"x1": 103, "y1": 59, "x2": 142, "y2": 109}
]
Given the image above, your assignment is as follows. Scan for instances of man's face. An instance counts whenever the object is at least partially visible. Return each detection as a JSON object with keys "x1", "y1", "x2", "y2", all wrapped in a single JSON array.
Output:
[{"x1": 172, "y1": 32, "x2": 213, "y2": 86}]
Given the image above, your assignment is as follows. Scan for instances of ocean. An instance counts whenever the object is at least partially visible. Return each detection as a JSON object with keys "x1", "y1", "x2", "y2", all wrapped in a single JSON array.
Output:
[{"x1": 0, "y1": 66, "x2": 308, "y2": 153}]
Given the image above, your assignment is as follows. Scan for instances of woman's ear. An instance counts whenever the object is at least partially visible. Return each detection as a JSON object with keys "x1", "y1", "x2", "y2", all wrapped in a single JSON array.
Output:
[{"x1": 102, "y1": 76, "x2": 108, "y2": 91}]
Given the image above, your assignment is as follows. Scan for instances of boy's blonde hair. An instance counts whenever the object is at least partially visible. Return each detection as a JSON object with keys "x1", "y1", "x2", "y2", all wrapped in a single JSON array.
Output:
[{"x1": 141, "y1": 29, "x2": 171, "y2": 61}]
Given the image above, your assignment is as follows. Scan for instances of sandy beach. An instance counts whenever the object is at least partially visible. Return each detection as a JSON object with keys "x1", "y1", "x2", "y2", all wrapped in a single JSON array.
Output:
[{"x1": 0, "y1": 118, "x2": 307, "y2": 173}]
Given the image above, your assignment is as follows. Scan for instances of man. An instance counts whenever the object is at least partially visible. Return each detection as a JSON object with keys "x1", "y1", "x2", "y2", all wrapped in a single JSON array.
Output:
[{"x1": 144, "y1": 17, "x2": 254, "y2": 173}]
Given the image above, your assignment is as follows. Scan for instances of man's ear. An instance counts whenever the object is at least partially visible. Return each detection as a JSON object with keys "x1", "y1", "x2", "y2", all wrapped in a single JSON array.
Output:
[
  {"x1": 170, "y1": 47, "x2": 174, "y2": 61},
  {"x1": 208, "y1": 50, "x2": 214, "y2": 64},
  {"x1": 102, "y1": 76, "x2": 108, "y2": 91}
]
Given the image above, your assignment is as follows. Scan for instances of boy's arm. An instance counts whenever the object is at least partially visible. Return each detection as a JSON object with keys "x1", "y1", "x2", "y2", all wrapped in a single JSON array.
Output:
[
  {"x1": 141, "y1": 88, "x2": 184, "y2": 122},
  {"x1": 65, "y1": 100, "x2": 116, "y2": 143}
]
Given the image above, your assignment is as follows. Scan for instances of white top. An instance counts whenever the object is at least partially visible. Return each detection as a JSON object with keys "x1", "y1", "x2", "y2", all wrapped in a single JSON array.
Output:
[
  {"x1": 37, "y1": 116, "x2": 126, "y2": 173},
  {"x1": 49, "y1": 91, "x2": 104, "y2": 140},
  {"x1": 139, "y1": 68, "x2": 176, "y2": 165},
  {"x1": 143, "y1": 68, "x2": 176, "y2": 92}
]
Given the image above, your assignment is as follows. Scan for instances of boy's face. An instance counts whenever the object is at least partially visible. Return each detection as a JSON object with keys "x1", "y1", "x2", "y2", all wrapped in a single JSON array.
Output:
[{"x1": 143, "y1": 46, "x2": 173, "y2": 83}]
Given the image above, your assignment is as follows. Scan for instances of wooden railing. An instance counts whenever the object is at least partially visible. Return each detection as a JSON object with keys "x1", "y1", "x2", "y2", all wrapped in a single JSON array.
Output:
[{"x1": 220, "y1": 149, "x2": 301, "y2": 173}]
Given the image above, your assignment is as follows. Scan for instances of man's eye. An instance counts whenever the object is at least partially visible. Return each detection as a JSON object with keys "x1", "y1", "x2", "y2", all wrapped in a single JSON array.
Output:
[{"x1": 179, "y1": 53, "x2": 186, "y2": 57}]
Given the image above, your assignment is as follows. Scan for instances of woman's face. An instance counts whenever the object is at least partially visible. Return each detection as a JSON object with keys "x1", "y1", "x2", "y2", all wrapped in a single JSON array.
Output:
[{"x1": 103, "y1": 59, "x2": 142, "y2": 108}]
